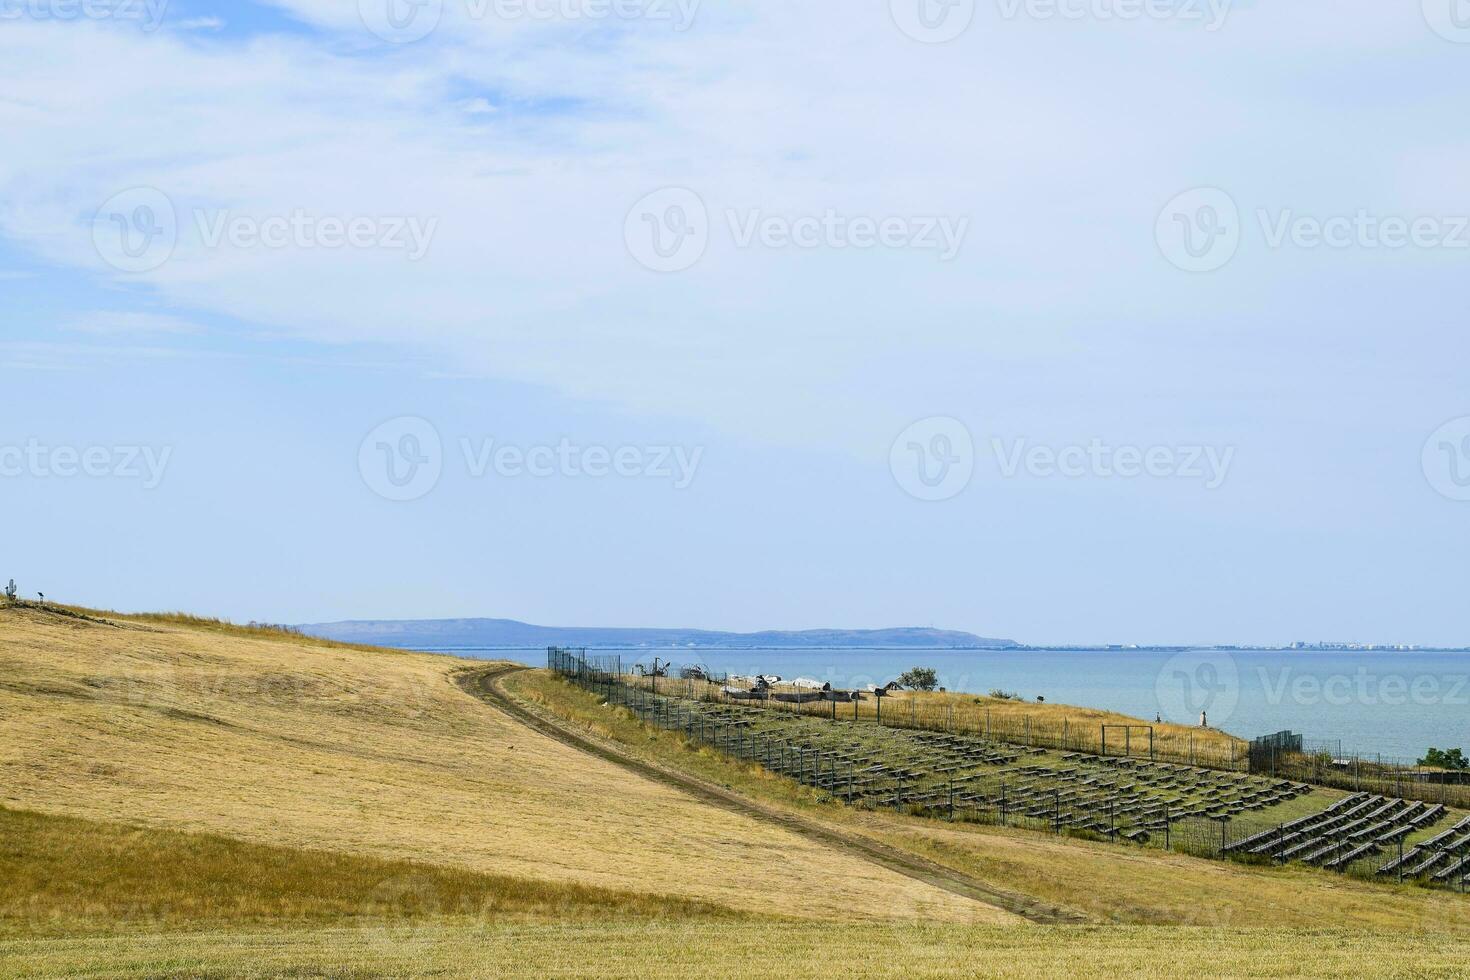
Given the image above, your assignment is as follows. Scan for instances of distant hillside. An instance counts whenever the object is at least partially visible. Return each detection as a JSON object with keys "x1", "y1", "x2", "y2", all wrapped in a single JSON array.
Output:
[{"x1": 295, "y1": 618, "x2": 1018, "y2": 650}]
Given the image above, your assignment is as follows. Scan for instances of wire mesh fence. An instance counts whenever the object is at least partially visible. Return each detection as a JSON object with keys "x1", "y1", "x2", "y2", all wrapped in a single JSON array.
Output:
[{"x1": 546, "y1": 647, "x2": 1470, "y2": 887}]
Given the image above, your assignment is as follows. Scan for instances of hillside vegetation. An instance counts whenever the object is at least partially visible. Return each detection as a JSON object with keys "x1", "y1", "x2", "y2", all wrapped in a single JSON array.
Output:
[
  {"x1": 509, "y1": 670, "x2": 1470, "y2": 932},
  {"x1": 4, "y1": 602, "x2": 1469, "y2": 978},
  {"x1": 0, "y1": 603, "x2": 989, "y2": 924}
]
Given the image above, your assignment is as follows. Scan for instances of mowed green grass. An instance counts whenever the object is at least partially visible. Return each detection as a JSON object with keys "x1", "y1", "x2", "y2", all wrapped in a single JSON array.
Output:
[{"x1": 0, "y1": 804, "x2": 737, "y2": 940}]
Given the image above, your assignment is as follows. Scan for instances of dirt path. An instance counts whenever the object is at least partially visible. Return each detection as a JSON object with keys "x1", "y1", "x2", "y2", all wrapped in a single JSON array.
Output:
[{"x1": 456, "y1": 665, "x2": 1088, "y2": 925}]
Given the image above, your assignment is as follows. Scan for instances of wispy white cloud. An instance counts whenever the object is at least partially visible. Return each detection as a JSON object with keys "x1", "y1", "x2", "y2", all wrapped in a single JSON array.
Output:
[
  {"x1": 0, "y1": 5, "x2": 1463, "y2": 455},
  {"x1": 64, "y1": 311, "x2": 206, "y2": 336}
]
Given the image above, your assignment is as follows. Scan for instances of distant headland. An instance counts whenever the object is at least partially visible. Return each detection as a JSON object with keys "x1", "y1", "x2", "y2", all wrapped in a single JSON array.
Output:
[
  {"x1": 295, "y1": 618, "x2": 1020, "y2": 650},
  {"x1": 294, "y1": 618, "x2": 1468, "y2": 653}
]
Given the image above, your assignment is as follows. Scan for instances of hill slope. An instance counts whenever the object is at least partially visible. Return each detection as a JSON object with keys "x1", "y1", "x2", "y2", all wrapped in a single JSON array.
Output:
[{"x1": 0, "y1": 604, "x2": 994, "y2": 924}]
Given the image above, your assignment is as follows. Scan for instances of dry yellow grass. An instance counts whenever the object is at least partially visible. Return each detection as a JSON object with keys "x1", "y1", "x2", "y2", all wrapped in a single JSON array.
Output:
[
  {"x1": 512, "y1": 670, "x2": 1470, "y2": 933},
  {"x1": 0, "y1": 604, "x2": 1000, "y2": 925},
  {"x1": 0, "y1": 804, "x2": 733, "y2": 939},
  {"x1": 6, "y1": 605, "x2": 1469, "y2": 977},
  {"x1": 661, "y1": 675, "x2": 1242, "y2": 766},
  {"x1": 4, "y1": 922, "x2": 1468, "y2": 979}
]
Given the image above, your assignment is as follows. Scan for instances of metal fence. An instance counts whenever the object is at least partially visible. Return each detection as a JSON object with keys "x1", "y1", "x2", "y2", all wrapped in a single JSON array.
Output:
[
  {"x1": 548, "y1": 650, "x2": 1470, "y2": 891},
  {"x1": 549, "y1": 649, "x2": 1469, "y2": 813}
]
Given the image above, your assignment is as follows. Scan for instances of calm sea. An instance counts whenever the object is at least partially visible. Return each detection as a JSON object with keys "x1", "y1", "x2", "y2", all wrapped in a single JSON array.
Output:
[{"x1": 436, "y1": 646, "x2": 1470, "y2": 762}]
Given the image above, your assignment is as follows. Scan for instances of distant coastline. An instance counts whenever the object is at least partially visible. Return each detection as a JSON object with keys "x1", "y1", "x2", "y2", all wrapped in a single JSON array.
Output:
[
  {"x1": 295, "y1": 618, "x2": 1018, "y2": 651},
  {"x1": 295, "y1": 618, "x2": 1467, "y2": 654}
]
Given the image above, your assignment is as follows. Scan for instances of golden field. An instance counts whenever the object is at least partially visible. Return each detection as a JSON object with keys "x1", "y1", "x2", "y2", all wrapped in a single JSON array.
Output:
[
  {"x1": 509, "y1": 670, "x2": 1470, "y2": 932},
  {"x1": 5, "y1": 923, "x2": 1469, "y2": 979},
  {"x1": 0, "y1": 603, "x2": 991, "y2": 924},
  {"x1": 654, "y1": 674, "x2": 1244, "y2": 766},
  {"x1": 4, "y1": 601, "x2": 1469, "y2": 978}
]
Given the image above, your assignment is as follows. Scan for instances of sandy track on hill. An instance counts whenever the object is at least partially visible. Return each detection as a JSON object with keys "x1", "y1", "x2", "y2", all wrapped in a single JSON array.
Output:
[{"x1": 458, "y1": 666, "x2": 1086, "y2": 925}]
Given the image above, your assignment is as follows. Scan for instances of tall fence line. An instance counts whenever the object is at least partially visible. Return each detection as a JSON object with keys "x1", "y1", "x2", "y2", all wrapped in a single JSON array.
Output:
[
  {"x1": 545, "y1": 649, "x2": 1470, "y2": 890},
  {"x1": 544, "y1": 647, "x2": 1470, "y2": 808}
]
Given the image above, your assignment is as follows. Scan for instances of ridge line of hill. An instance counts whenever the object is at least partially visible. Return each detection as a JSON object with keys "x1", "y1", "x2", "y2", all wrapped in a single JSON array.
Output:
[{"x1": 299, "y1": 618, "x2": 1018, "y2": 650}]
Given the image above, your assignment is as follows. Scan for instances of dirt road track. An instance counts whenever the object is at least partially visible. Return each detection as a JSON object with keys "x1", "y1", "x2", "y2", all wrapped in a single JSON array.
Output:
[{"x1": 456, "y1": 665, "x2": 1088, "y2": 925}]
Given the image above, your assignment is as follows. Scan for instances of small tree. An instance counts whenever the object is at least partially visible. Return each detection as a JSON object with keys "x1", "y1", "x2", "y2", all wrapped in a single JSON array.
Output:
[
  {"x1": 1419, "y1": 747, "x2": 1469, "y2": 771},
  {"x1": 898, "y1": 666, "x2": 939, "y2": 692}
]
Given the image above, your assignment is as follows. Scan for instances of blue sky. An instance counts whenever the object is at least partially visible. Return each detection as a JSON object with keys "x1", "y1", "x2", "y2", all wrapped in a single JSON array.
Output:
[{"x1": 2, "y1": 1, "x2": 1468, "y2": 645}]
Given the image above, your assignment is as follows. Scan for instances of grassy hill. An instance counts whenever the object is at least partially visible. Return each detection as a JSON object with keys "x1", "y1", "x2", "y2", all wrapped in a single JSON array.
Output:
[
  {"x1": 0, "y1": 603, "x2": 987, "y2": 925},
  {"x1": 3, "y1": 601, "x2": 1468, "y2": 977}
]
